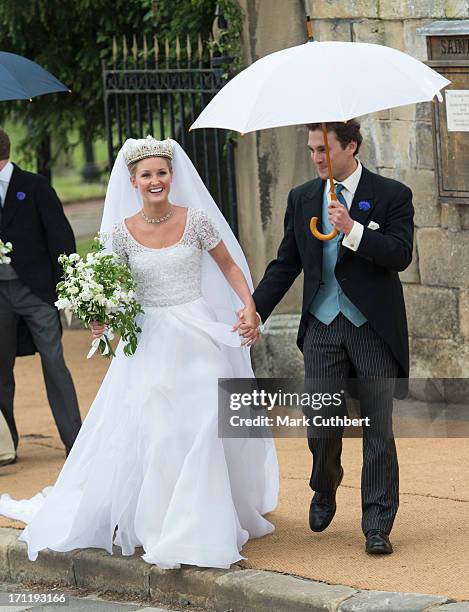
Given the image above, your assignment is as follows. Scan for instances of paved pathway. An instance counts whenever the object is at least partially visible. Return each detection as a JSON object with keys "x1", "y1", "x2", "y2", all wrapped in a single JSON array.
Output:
[
  {"x1": 2, "y1": 330, "x2": 468, "y2": 602},
  {"x1": 63, "y1": 199, "x2": 104, "y2": 239},
  {"x1": 6, "y1": 201, "x2": 469, "y2": 604}
]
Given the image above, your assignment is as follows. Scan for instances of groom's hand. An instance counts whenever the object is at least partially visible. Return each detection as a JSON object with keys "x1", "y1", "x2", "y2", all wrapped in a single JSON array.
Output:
[
  {"x1": 233, "y1": 309, "x2": 261, "y2": 347},
  {"x1": 328, "y1": 201, "x2": 354, "y2": 235}
]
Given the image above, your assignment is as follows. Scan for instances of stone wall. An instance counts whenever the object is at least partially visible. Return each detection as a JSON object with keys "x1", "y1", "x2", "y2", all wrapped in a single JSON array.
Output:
[{"x1": 235, "y1": 0, "x2": 469, "y2": 378}]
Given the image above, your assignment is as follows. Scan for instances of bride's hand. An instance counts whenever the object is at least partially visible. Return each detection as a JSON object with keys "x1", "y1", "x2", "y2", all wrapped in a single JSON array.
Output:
[
  {"x1": 90, "y1": 320, "x2": 107, "y2": 340},
  {"x1": 240, "y1": 305, "x2": 259, "y2": 330},
  {"x1": 233, "y1": 307, "x2": 261, "y2": 347}
]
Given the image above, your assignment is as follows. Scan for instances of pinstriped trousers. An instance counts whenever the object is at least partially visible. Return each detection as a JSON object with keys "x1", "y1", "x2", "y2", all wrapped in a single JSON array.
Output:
[{"x1": 303, "y1": 313, "x2": 399, "y2": 535}]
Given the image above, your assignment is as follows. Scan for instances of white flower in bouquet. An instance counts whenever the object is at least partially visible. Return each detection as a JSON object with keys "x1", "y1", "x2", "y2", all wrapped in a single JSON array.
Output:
[
  {"x1": 0, "y1": 239, "x2": 13, "y2": 265},
  {"x1": 55, "y1": 234, "x2": 144, "y2": 358},
  {"x1": 55, "y1": 297, "x2": 73, "y2": 310}
]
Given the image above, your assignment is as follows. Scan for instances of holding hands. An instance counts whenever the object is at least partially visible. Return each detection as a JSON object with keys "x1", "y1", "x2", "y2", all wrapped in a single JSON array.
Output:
[{"x1": 233, "y1": 305, "x2": 262, "y2": 347}]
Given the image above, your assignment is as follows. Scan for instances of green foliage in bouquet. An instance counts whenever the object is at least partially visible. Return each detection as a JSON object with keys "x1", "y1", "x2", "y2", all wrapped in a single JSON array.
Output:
[{"x1": 56, "y1": 235, "x2": 143, "y2": 358}]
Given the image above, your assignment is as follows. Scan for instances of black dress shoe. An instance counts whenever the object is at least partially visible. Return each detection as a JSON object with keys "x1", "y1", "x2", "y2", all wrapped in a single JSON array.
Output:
[
  {"x1": 309, "y1": 468, "x2": 344, "y2": 532},
  {"x1": 365, "y1": 530, "x2": 393, "y2": 555}
]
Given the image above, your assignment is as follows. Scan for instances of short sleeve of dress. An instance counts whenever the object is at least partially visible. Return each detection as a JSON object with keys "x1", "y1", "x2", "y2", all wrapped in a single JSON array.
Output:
[
  {"x1": 192, "y1": 209, "x2": 221, "y2": 251},
  {"x1": 111, "y1": 222, "x2": 129, "y2": 265}
]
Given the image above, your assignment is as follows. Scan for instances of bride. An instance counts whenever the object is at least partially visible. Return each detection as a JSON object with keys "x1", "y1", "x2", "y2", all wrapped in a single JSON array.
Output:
[{"x1": 0, "y1": 136, "x2": 279, "y2": 570}]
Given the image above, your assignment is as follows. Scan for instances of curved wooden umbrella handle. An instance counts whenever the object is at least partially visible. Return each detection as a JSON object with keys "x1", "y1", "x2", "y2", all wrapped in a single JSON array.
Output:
[
  {"x1": 309, "y1": 123, "x2": 339, "y2": 241},
  {"x1": 310, "y1": 217, "x2": 338, "y2": 241}
]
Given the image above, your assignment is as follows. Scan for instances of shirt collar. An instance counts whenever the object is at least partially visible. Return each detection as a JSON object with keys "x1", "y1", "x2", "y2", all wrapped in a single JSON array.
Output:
[
  {"x1": 329, "y1": 159, "x2": 362, "y2": 196},
  {"x1": 0, "y1": 161, "x2": 14, "y2": 183}
]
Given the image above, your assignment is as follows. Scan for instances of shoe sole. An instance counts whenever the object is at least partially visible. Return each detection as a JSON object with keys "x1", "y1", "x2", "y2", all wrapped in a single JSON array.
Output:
[{"x1": 366, "y1": 547, "x2": 393, "y2": 555}]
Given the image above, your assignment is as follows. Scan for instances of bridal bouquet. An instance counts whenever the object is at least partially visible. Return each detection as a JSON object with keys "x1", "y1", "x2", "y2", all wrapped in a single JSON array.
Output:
[
  {"x1": 0, "y1": 239, "x2": 12, "y2": 264},
  {"x1": 55, "y1": 235, "x2": 143, "y2": 358}
]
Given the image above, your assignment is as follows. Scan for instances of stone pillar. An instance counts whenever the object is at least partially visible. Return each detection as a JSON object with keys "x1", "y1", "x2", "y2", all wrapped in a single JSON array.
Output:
[{"x1": 235, "y1": 0, "x2": 312, "y2": 376}]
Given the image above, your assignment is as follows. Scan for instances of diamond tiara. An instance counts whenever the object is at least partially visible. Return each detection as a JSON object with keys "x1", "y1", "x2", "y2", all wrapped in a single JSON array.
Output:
[{"x1": 123, "y1": 136, "x2": 174, "y2": 166}]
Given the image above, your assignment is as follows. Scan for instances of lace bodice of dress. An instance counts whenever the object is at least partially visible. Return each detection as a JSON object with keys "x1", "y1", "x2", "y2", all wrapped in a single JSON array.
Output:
[{"x1": 112, "y1": 208, "x2": 221, "y2": 307}]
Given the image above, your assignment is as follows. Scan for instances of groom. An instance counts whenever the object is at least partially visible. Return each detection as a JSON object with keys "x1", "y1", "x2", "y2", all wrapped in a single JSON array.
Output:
[{"x1": 238, "y1": 120, "x2": 414, "y2": 554}]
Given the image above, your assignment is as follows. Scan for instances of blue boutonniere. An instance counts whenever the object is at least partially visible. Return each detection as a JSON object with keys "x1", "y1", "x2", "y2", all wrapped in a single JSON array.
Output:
[
  {"x1": 358, "y1": 200, "x2": 371, "y2": 211},
  {"x1": 16, "y1": 192, "x2": 26, "y2": 201}
]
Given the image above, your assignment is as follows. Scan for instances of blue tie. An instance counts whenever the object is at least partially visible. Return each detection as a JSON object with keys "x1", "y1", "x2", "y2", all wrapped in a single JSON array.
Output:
[
  {"x1": 335, "y1": 183, "x2": 347, "y2": 208},
  {"x1": 334, "y1": 183, "x2": 348, "y2": 240}
]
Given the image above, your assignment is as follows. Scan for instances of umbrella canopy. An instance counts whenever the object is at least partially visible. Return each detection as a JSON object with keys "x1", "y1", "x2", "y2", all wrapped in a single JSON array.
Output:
[
  {"x1": 191, "y1": 39, "x2": 450, "y2": 240},
  {"x1": 190, "y1": 40, "x2": 450, "y2": 133},
  {"x1": 0, "y1": 51, "x2": 69, "y2": 101}
]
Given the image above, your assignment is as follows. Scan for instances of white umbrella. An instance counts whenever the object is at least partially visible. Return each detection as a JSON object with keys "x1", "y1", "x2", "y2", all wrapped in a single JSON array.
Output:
[
  {"x1": 191, "y1": 40, "x2": 449, "y2": 132},
  {"x1": 190, "y1": 40, "x2": 450, "y2": 239}
]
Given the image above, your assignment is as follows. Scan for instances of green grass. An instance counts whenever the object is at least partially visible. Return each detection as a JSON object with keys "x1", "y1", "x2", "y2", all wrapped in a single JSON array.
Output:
[
  {"x1": 76, "y1": 236, "x2": 96, "y2": 258},
  {"x1": 54, "y1": 174, "x2": 106, "y2": 201},
  {"x1": 5, "y1": 120, "x2": 108, "y2": 203}
]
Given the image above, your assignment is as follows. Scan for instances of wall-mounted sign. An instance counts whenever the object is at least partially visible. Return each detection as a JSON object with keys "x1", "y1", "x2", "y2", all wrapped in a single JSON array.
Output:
[
  {"x1": 446, "y1": 90, "x2": 469, "y2": 132},
  {"x1": 435, "y1": 37, "x2": 469, "y2": 58},
  {"x1": 418, "y1": 20, "x2": 469, "y2": 203}
]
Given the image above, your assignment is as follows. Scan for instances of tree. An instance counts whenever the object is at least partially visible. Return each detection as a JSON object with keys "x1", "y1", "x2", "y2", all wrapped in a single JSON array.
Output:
[{"x1": 0, "y1": 0, "x2": 225, "y2": 172}]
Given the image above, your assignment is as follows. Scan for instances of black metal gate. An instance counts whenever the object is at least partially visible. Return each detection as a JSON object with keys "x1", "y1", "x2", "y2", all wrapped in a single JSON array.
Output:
[{"x1": 102, "y1": 35, "x2": 238, "y2": 235}]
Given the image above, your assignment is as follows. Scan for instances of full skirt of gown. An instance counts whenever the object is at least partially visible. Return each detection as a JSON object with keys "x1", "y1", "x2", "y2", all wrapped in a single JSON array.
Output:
[{"x1": 0, "y1": 297, "x2": 279, "y2": 569}]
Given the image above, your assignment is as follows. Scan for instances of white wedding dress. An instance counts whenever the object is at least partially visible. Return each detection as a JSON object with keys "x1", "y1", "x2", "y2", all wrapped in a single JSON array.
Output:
[{"x1": 0, "y1": 207, "x2": 279, "y2": 569}]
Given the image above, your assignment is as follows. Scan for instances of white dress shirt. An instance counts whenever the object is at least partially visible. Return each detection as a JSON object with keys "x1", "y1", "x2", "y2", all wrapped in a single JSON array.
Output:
[
  {"x1": 324, "y1": 159, "x2": 364, "y2": 251},
  {"x1": 0, "y1": 161, "x2": 14, "y2": 206}
]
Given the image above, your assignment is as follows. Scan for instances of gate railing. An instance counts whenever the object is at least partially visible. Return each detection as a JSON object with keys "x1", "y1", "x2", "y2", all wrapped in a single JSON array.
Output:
[{"x1": 102, "y1": 34, "x2": 238, "y2": 234}]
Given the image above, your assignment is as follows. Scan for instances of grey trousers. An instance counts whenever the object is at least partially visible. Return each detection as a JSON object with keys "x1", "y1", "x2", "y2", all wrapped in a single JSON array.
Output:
[
  {"x1": 0, "y1": 279, "x2": 82, "y2": 450},
  {"x1": 303, "y1": 313, "x2": 399, "y2": 535}
]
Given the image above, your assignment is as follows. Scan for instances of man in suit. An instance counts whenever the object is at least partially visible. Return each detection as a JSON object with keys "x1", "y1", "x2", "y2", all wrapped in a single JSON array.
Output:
[
  {"x1": 0, "y1": 127, "x2": 82, "y2": 462},
  {"x1": 237, "y1": 120, "x2": 414, "y2": 554}
]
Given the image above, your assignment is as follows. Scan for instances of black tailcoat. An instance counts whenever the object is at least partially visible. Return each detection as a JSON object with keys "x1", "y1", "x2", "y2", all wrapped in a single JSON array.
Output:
[
  {"x1": 253, "y1": 166, "x2": 414, "y2": 396},
  {"x1": 0, "y1": 164, "x2": 76, "y2": 356}
]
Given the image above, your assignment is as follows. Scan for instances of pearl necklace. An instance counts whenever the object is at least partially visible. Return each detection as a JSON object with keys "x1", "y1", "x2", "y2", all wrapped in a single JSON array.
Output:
[{"x1": 140, "y1": 207, "x2": 174, "y2": 224}]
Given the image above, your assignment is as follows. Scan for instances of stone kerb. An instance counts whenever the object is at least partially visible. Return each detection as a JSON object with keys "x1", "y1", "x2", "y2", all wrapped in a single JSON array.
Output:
[{"x1": 0, "y1": 528, "x2": 463, "y2": 611}]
